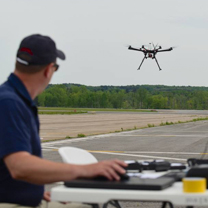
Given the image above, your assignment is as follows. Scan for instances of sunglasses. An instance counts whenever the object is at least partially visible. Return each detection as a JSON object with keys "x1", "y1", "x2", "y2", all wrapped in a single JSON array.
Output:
[{"x1": 53, "y1": 63, "x2": 59, "y2": 71}]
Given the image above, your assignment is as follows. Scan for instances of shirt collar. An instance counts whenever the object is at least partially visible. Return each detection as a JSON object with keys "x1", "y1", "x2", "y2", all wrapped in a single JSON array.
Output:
[{"x1": 8, "y1": 73, "x2": 36, "y2": 107}]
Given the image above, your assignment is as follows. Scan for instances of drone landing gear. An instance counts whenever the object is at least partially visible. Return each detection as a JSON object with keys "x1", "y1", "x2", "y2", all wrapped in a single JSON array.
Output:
[
  {"x1": 154, "y1": 57, "x2": 162, "y2": 71},
  {"x1": 138, "y1": 55, "x2": 162, "y2": 71},
  {"x1": 138, "y1": 56, "x2": 146, "y2": 70}
]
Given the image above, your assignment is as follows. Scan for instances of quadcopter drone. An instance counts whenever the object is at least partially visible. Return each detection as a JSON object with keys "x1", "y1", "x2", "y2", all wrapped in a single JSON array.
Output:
[{"x1": 128, "y1": 43, "x2": 174, "y2": 71}]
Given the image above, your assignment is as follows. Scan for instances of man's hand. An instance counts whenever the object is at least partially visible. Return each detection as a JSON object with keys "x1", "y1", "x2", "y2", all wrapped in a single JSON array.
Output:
[
  {"x1": 81, "y1": 159, "x2": 128, "y2": 181},
  {"x1": 4, "y1": 151, "x2": 127, "y2": 184}
]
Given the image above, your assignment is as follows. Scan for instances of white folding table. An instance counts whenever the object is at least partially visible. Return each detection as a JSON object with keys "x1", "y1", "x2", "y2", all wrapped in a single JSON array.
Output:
[{"x1": 51, "y1": 182, "x2": 208, "y2": 207}]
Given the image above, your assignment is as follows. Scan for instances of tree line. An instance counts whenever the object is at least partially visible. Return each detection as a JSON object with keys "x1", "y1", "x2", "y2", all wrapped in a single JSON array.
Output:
[{"x1": 37, "y1": 84, "x2": 208, "y2": 109}]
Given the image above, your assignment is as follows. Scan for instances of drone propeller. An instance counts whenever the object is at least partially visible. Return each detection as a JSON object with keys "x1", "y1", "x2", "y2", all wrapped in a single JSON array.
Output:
[
  {"x1": 150, "y1": 42, "x2": 162, "y2": 50},
  {"x1": 162, "y1": 45, "x2": 177, "y2": 49},
  {"x1": 152, "y1": 43, "x2": 155, "y2": 49},
  {"x1": 157, "y1": 45, "x2": 177, "y2": 51},
  {"x1": 141, "y1": 44, "x2": 149, "y2": 49},
  {"x1": 124, "y1": 44, "x2": 147, "y2": 49},
  {"x1": 155, "y1": 43, "x2": 159, "y2": 49},
  {"x1": 168, "y1": 46, "x2": 177, "y2": 50},
  {"x1": 153, "y1": 43, "x2": 162, "y2": 50}
]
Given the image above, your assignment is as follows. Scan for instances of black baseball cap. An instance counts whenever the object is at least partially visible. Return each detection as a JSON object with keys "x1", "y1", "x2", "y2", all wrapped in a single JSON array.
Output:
[{"x1": 16, "y1": 34, "x2": 66, "y2": 65}]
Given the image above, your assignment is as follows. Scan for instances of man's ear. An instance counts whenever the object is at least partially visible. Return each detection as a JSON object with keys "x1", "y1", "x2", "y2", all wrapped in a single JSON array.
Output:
[{"x1": 44, "y1": 63, "x2": 53, "y2": 78}]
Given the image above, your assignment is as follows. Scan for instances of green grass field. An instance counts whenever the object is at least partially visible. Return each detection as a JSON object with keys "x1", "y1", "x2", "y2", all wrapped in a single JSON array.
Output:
[
  {"x1": 38, "y1": 111, "x2": 87, "y2": 115},
  {"x1": 38, "y1": 107, "x2": 155, "y2": 114}
]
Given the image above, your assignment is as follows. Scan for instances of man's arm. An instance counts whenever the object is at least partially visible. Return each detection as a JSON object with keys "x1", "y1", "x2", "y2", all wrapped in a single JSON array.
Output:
[{"x1": 4, "y1": 151, "x2": 127, "y2": 185}]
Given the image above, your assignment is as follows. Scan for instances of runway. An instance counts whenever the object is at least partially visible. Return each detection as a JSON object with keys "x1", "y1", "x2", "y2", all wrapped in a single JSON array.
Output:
[
  {"x1": 42, "y1": 119, "x2": 208, "y2": 164},
  {"x1": 43, "y1": 119, "x2": 208, "y2": 207}
]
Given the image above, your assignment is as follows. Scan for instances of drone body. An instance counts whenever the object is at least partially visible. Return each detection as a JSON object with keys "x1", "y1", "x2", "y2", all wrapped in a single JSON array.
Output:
[{"x1": 128, "y1": 43, "x2": 174, "y2": 71}]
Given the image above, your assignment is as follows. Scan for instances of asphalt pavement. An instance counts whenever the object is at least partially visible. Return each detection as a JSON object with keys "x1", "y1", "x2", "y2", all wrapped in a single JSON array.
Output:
[{"x1": 42, "y1": 118, "x2": 208, "y2": 208}]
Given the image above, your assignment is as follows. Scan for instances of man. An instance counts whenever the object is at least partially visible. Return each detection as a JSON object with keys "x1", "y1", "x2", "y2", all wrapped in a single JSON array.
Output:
[{"x1": 0, "y1": 34, "x2": 127, "y2": 208}]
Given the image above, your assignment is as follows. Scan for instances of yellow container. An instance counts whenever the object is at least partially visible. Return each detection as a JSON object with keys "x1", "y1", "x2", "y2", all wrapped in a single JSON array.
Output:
[{"x1": 183, "y1": 177, "x2": 206, "y2": 193}]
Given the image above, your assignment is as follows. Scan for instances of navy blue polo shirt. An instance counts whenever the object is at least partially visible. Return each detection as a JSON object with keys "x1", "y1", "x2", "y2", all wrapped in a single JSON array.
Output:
[{"x1": 0, "y1": 73, "x2": 44, "y2": 206}]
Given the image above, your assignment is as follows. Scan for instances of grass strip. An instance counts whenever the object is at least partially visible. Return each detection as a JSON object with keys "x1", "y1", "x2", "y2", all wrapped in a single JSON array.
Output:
[
  {"x1": 38, "y1": 107, "x2": 156, "y2": 113},
  {"x1": 38, "y1": 111, "x2": 87, "y2": 115}
]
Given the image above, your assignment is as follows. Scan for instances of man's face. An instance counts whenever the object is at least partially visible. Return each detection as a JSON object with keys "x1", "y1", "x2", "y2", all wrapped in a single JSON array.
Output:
[
  {"x1": 39, "y1": 63, "x2": 58, "y2": 94},
  {"x1": 53, "y1": 63, "x2": 59, "y2": 72},
  {"x1": 47, "y1": 63, "x2": 57, "y2": 83},
  {"x1": 48, "y1": 63, "x2": 59, "y2": 82}
]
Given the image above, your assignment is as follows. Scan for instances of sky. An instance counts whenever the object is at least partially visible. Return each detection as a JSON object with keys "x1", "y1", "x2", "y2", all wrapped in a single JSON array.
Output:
[{"x1": 0, "y1": 0, "x2": 208, "y2": 87}]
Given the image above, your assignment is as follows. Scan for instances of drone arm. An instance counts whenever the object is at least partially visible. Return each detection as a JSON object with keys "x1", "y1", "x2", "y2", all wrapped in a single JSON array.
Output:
[
  {"x1": 128, "y1": 46, "x2": 143, "y2": 52},
  {"x1": 157, "y1": 48, "x2": 173, "y2": 53}
]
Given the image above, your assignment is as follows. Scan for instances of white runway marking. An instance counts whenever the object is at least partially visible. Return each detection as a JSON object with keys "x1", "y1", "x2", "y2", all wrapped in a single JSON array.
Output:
[
  {"x1": 41, "y1": 130, "x2": 142, "y2": 147},
  {"x1": 41, "y1": 146, "x2": 58, "y2": 149},
  {"x1": 90, "y1": 151, "x2": 187, "y2": 161},
  {"x1": 118, "y1": 135, "x2": 208, "y2": 137},
  {"x1": 123, "y1": 151, "x2": 205, "y2": 155}
]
